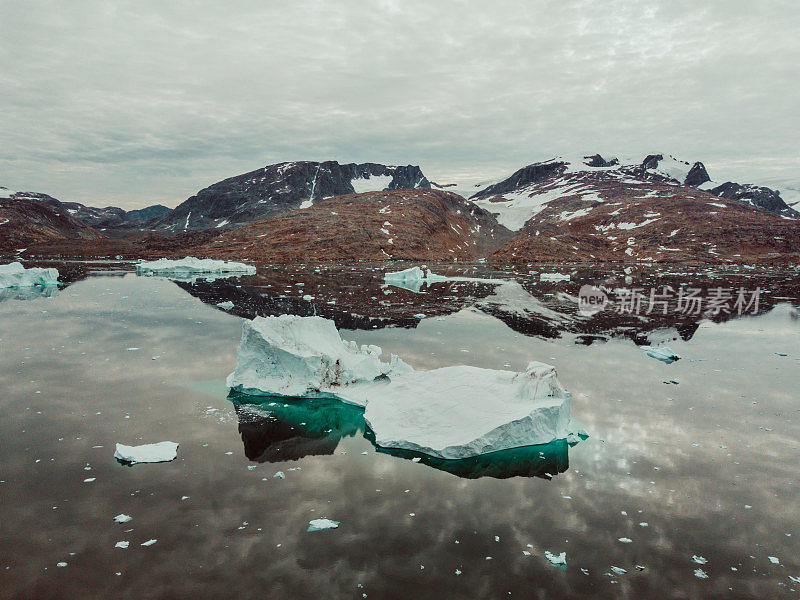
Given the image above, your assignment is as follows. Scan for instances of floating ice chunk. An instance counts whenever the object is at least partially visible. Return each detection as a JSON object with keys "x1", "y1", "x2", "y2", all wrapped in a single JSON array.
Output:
[
  {"x1": 226, "y1": 315, "x2": 411, "y2": 404},
  {"x1": 115, "y1": 541, "x2": 129, "y2": 549},
  {"x1": 0, "y1": 262, "x2": 59, "y2": 288},
  {"x1": 113, "y1": 514, "x2": 132, "y2": 524},
  {"x1": 694, "y1": 568, "x2": 708, "y2": 579},
  {"x1": 57, "y1": 562, "x2": 68, "y2": 567},
  {"x1": 539, "y1": 273, "x2": 570, "y2": 281},
  {"x1": 364, "y1": 361, "x2": 571, "y2": 459},
  {"x1": 610, "y1": 566, "x2": 627, "y2": 575},
  {"x1": 692, "y1": 555, "x2": 707, "y2": 564},
  {"x1": 545, "y1": 551, "x2": 567, "y2": 566},
  {"x1": 136, "y1": 257, "x2": 255, "y2": 277},
  {"x1": 644, "y1": 346, "x2": 681, "y2": 363},
  {"x1": 790, "y1": 575, "x2": 800, "y2": 583},
  {"x1": 141, "y1": 539, "x2": 157, "y2": 547},
  {"x1": 769, "y1": 556, "x2": 780, "y2": 564},
  {"x1": 307, "y1": 518, "x2": 339, "y2": 532},
  {"x1": 618, "y1": 538, "x2": 632, "y2": 543},
  {"x1": 273, "y1": 471, "x2": 285, "y2": 479},
  {"x1": 114, "y1": 441, "x2": 179, "y2": 464},
  {"x1": 216, "y1": 301, "x2": 234, "y2": 310},
  {"x1": 384, "y1": 266, "x2": 425, "y2": 282}
]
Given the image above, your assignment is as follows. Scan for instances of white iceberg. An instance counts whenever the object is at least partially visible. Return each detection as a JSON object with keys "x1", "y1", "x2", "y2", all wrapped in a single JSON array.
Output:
[
  {"x1": 114, "y1": 441, "x2": 179, "y2": 464},
  {"x1": 307, "y1": 518, "x2": 339, "y2": 532},
  {"x1": 136, "y1": 257, "x2": 255, "y2": 277},
  {"x1": 0, "y1": 262, "x2": 59, "y2": 288},
  {"x1": 383, "y1": 266, "x2": 448, "y2": 292},
  {"x1": 364, "y1": 361, "x2": 571, "y2": 459},
  {"x1": 539, "y1": 272, "x2": 570, "y2": 281},
  {"x1": 216, "y1": 301, "x2": 235, "y2": 310},
  {"x1": 545, "y1": 551, "x2": 567, "y2": 566},
  {"x1": 226, "y1": 315, "x2": 411, "y2": 403},
  {"x1": 227, "y1": 315, "x2": 573, "y2": 458},
  {"x1": 644, "y1": 346, "x2": 680, "y2": 363}
]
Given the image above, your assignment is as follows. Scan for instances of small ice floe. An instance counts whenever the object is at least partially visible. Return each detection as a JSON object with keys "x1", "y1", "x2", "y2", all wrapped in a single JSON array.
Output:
[
  {"x1": 113, "y1": 514, "x2": 132, "y2": 524},
  {"x1": 643, "y1": 346, "x2": 680, "y2": 364},
  {"x1": 273, "y1": 471, "x2": 285, "y2": 479},
  {"x1": 114, "y1": 442, "x2": 179, "y2": 465},
  {"x1": 539, "y1": 273, "x2": 570, "y2": 282},
  {"x1": 56, "y1": 562, "x2": 68, "y2": 568},
  {"x1": 618, "y1": 538, "x2": 632, "y2": 543},
  {"x1": 307, "y1": 519, "x2": 339, "y2": 532},
  {"x1": 0, "y1": 262, "x2": 59, "y2": 288},
  {"x1": 545, "y1": 551, "x2": 567, "y2": 566},
  {"x1": 136, "y1": 257, "x2": 255, "y2": 277},
  {"x1": 769, "y1": 556, "x2": 780, "y2": 564},
  {"x1": 141, "y1": 539, "x2": 157, "y2": 547},
  {"x1": 115, "y1": 541, "x2": 129, "y2": 549},
  {"x1": 610, "y1": 566, "x2": 627, "y2": 575},
  {"x1": 692, "y1": 555, "x2": 707, "y2": 565},
  {"x1": 789, "y1": 575, "x2": 800, "y2": 583},
  {"x1": 694, "y1": 568, "x2": 708, "y2": 579},
  {"x1": 216, "y1": 301, "x2": 235, "y2": 310},
  {"x1": 302, "y1": 295, "x2": 315, "y2": 301}
]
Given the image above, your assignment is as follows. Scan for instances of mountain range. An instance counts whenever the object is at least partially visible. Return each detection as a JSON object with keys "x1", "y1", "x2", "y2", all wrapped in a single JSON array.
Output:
[{"x1": 1, "y1": 153, "x2": 798, "y2": 263}]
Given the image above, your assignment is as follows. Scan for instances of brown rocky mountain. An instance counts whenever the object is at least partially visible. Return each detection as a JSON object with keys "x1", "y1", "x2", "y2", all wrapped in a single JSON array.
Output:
[
  {"x1": 192, "y1": 189, "x2": 510, "y2": 261},
  {"x1": 0, "y1": 196, "x2": 105, "y2": 252}
]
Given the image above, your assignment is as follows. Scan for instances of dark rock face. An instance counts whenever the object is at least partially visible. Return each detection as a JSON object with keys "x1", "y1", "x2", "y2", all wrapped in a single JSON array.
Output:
[
  {"x1": 470, "y1": 161, "x2": 567, "y2": 199},
  {"x1": 150, "y1": 161, "x2": 431, "y2": 231},
  {"x1": 0, "y1": 196, "x2": 105, "y2": 251},
  {"x1": 126, "y1": 205, "x2": 171, "y2": 222},
  {"x1": 684, "y1": 162, "x2": 710, "y2": 187},
  {"x1": 641, "y1": 154, "x2": 663, "y2": 170},
  {"x1": 0, "y1": 189, "x2": 172, "y2": 228},
  {"x1": 583, "y1": 154, "x2": 619, "y2": 168},
  {"x1": 710, "y1": 182, "x2": 798, "y2": 217}
]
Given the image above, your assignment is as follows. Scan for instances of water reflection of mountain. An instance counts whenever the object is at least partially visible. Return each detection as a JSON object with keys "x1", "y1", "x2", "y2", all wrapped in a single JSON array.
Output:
[
  {"x1": 176, "y1": 265, "x2": 798, "y2": 345},
  {"x1": 230, "y1": 391, "x2": 571, "y2": 480}
]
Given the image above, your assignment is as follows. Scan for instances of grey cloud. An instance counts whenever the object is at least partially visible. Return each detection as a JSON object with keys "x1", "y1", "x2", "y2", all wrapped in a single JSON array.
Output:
[{"x1": 1, "y1": 0, "x2": 798, "y2": 208}]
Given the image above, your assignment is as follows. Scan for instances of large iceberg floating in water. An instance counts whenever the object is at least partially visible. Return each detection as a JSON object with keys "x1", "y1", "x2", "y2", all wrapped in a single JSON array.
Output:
[
  {"x1": 363, "y1": 362, "x2": 571, "y2": 459},
  {"x1": 227, "y1": 315, "x2": 573, "y2": 458},
  {"x1": 136, "y1": 257, "x2": 255, "y2": 277},
  {"x1": 0, "y1": 262, "x2": 59, "y2": 288},
  {"x1": 226, "y1": 315, "x2": 411, "y2": 402}
]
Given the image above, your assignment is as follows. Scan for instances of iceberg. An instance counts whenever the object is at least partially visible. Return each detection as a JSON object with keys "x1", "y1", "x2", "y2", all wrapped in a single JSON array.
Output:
[
  {"x1": 135, "y1": 257, "x2": 255, "y2": 277},
  {"x1": 307, "y1": 518, "x2": 339, "y2": 532},
  {"x1": 383, "y1": 266, "x2": 448, "y2": 292},
  {"x1": 363, "y1": 362, "x2": 571, "y2": 459},
  {"x1": 539, "y1": 272, "x2": 570, "y2": 281},
  {"x1": 0, "y1": 262, "x2": 59, "y2": 288},
  {"x1": 226, "y1": 315, "x2": 412, "y2": 403},
  {"x1": 114, "y1": 441, "x2": 179, "y2": 464},
  {"x1": 643, "y1": 346, "x2": 680, "y2": 363},
  {"x1": 227, "y1": 315, "x2": 573, "y2": 459}
]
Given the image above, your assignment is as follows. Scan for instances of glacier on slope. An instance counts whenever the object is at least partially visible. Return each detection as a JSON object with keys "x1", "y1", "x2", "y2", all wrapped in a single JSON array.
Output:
[
  {"x1": 0, "y1": 262, "x2": 59, "y2": 288},
  {"x1": 136, "y1": 257, "x2": 256, "y2": 277},
  {"x1": 227, "y1": 315, "x2": 573, "y2": 458}
]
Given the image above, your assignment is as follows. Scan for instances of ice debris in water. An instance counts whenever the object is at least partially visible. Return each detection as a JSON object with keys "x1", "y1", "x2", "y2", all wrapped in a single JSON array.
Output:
[
  {"x1": 539, "y1": 273, "x2": 571, "y2": 281},
  {"x1": 610, "y1": 566, "x2": 627, "y2": 575},
  {"x1": 383, "y1": 266, "x2": 446, "y2": 283},
  {"x1": 769, "y1": 556, "x2": 780, "y2": 564},
  {"x1": 694, "y1": 568, "x2": 708, "y2": 579},
  {"x1": 115, "y1": 541, "x2": 129, "y2": 549},
  {"x1": 216, "y1": 301, "x2": 235, "y2": 310},
  {"x1": 307, "y1": 519, "x2": 339, "y2": 532},
  {"x1": 692, "y1": 555, "x2": 707, "y2": 565},
  {"x1": 114, "y1": 442, "x2": 179, "y2": 464},
  {"x1": 227, "y1": 315, "x2": 574, "y2": 459},
  {"x1": 644, "y1": 346, "x2": 681, "y2": 363},
  {"x1": 136, "y1": 257, "x2": 255, "y2": 276},
  {"x1": 0, "y1": 262, "x2": 59, "y2": 288},
  {"x1": 113, "y1": 514, "x2": 132, "y2": 523},
  {"x1": 545, "y1": 551, "x2": 567, "y2": 566},
  {"x1": 273, "y1": 471, "x2": 285, "y2": 479},
  {"x1": 141, "y1": 539, "x2": 157, "y2": 547}
]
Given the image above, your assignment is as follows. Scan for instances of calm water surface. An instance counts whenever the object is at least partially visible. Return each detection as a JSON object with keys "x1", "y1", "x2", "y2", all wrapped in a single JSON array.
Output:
[{"x1": 1, "y1": 266, "x2": 798, "y2": 599}]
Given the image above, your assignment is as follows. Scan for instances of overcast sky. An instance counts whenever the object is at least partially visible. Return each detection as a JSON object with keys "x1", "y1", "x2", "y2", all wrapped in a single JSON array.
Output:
[{"x1": 1, "y1": 0, "x2": 798, "y2": 209}]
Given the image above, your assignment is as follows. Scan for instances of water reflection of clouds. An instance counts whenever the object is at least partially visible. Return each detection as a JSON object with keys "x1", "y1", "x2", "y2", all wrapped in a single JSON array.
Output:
[{"x1": 1, "y1": 274, "x2": 798, "y2": 598}]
